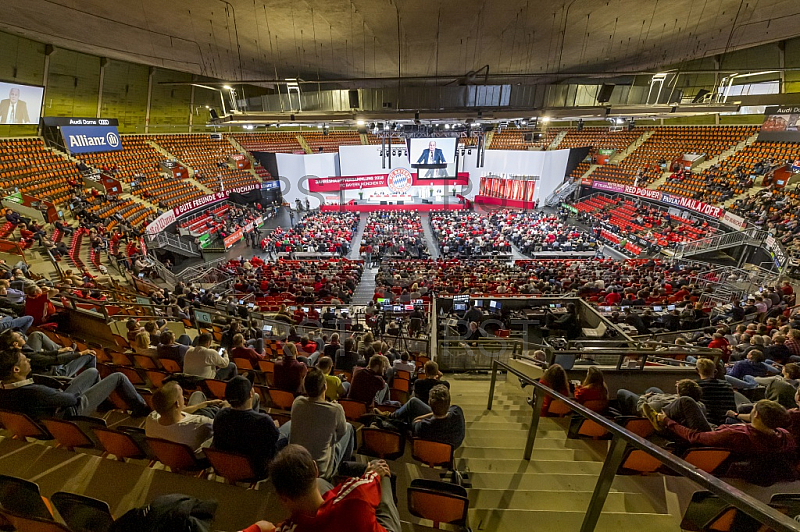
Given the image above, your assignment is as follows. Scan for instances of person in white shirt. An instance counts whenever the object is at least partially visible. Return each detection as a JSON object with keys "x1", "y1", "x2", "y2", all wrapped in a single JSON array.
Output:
[
  {"x1": 183, "y1": 332, "x2": 238, "y2": 380},
  {"x1": 392, "y1": 352, "x2": 416, "y2": 377},
  {"x1": 145, "y1": 381, "x2": 227, "y2": 453}
]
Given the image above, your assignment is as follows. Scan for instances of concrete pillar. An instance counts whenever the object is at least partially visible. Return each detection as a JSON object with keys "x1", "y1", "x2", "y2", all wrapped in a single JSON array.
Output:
[
  {"x1": 145, "y1": 67, "x2": 155, "y2": 134},
  {"x1": 97, "y1": 58, "x2": 108, "y2": 118}
]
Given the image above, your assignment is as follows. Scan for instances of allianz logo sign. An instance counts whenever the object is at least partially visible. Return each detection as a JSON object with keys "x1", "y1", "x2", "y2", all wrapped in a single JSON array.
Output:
[{"x1": 68, "y1": 131, "x2": 120, "y2": 148}]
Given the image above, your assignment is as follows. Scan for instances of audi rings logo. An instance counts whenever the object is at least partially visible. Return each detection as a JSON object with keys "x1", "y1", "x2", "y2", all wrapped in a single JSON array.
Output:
[
  {"x1": 106, "y1": 132, "x2": 120, "y2": 148},
  {"x1": 386, "y1": 167, "x2": 413, "y2": 193},
  {"x1": 98, "y1": 119, "x2": 110, "y2": 125}
]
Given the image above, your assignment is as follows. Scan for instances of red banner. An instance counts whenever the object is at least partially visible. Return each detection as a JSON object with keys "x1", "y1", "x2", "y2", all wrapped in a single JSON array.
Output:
[
  {"x1": 308, "y1": 171, "x2": 469, "y2": 192},
  {"x1": 224, "y1": 229, "x2": 243, "y2": 248}
]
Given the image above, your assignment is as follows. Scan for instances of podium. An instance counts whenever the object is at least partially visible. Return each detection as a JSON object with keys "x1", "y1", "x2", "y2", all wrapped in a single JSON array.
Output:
[{"x1": 412, "y1": 163, "x2": 448, "y2": 178}]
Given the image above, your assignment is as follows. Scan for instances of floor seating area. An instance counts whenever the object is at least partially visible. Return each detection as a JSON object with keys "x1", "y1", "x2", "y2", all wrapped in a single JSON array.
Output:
[{"x1": 0, "y1": 138, "x2": 79, "y2": 208}]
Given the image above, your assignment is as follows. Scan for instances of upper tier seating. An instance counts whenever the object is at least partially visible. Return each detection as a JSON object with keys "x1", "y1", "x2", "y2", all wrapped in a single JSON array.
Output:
[
  {"x1": 590, "y1": 126, "x2": 758, "y2": 188},
  {"x1": 78, "y1": 136, "x2": 205, "y2": 208},
  {"x1": 489, "y1": 128, "x2": 560, "y2": 150},
  {"x1": 558, "y1": 127, "x2": 643, "y2": 152},
  {"x1": 154, "y1": 135, "x2": 260, "y2": 193},
  {"x1": 0, "y1": 138, "x2": 79, "y2": 207},
  {"x1": 303, "y1": 131, "x2": 362, "y2": 153},
  {"x1": 229, "y1": 132, "x2": 304, "y2": 153}
]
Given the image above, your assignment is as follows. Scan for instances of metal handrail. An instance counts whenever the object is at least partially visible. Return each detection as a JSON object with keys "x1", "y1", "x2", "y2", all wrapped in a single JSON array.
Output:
[
  {"x1": 488, "y1": 359, "x2": 800, "y2": 532},
  {"x1": 146, "y1": 232, "x2": 199, "y2": 254}
]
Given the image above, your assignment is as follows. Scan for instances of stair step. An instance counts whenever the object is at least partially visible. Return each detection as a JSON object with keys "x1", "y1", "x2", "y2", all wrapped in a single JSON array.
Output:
[
  {"x1": 467, "y1": 509, "x2": 677, "y2": 532},
  {"x1": 455, "y1": 447, "x2": 596, "y2": 461},
  {"x1": 464, "y1": 471, "x2": 635, "y2": 491},
  {"x1": 467, "y1": 489, "x2": 657, "y2": 513},
  {"x1": 462, "y1": 436, "x2": 599, "y2": 450},
  {"x1": 458, "y1": 458, "x2": 603, "y2": 474}
]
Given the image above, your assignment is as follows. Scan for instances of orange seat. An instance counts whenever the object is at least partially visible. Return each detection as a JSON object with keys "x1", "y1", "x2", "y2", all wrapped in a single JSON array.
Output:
[
  {"x1": 0, "y1": 410, "x2": 51, "y2": 441},
  {"x1": 267, "y1": 388, "x2": 295, "y2": 410},
  {"x1": 358, "y1": 428, "x2": 405, "y2": 461},
  {"x1": 146, "y1": 437, "x2": 208, "y2": 475},
  {"x1": 407, "y1": 479, "x2": 469, "y2": 530},
  {"x1": 40, "y1": 419, "x2": 99, "y2": 451},
  {"x1": 338, "y1": 399, "x2": 368, "y2": 422},
  {"x1": 93, "y1": 427, "x2": 150, "y2": 462},
  {"x1": 204, "y1": 447, "x2": 263, "y2": 487}
]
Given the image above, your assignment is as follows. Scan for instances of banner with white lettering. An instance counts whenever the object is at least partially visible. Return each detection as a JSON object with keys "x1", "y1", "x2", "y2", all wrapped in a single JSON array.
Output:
[
  {"x1": 720, "y1": 211, "x2": 747, "y2": 230},
  {"x1": 145, "y1": 184, "x2": 259, "y2": 235},
  {"x1": 590, "y1": 179, "x2": 724, "y2": 219},
  {"x1": 61, "y1": 125, "x2": 122, "y2": 154}
]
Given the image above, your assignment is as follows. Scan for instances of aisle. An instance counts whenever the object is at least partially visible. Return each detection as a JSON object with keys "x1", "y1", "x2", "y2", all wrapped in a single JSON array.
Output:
[
  {"x1": 350, "y1": 266, "x2": 378, "y2": 305},
  {"x1": 347, "y1": 213, "x2": 368, "y2": 260},
  {"x1": 419, "y1": 212, "x2": 440, "y2": 260}
]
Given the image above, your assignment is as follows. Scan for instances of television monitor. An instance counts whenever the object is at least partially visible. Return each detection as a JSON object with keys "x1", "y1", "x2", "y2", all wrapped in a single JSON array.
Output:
[
  {"x1": 393, "y1": 305, "x2": 402, "y2": 312},
  {"x1": 549, "y1": 303, "x2": 556, "y2": 308},
  {"x1": 667, "y1": 304, "x2": 676, "y2": 311},
  {"x1": 302, "y1": 307, "x2": 309, "y2": 313},
  {"x1": 383, "y1": 304, "x2": 393, "y2": 311},
  {"x1": 262, "y1": 324, "x2": 273, "y2": 332},
  {"x1": 653, "y1": 306, "x2": 663, "y2": 312},
  {"x1": 135, "y1": 296, "x2": 150, "y2": 306},
  {"x1": 601, "y1": 306, "x2": 612, "y2": 312},
  {"x1": 315, "y1": 308, "x2": 322, "y2": 314},
  {"x1": 247, "y1": 303, "x2": 255, "y2": 308},
  {"x1": 340, "y1": 308, "x2": 349, "y2": 315},
  {"x1": 474, "y1": 300, "x2": 483, "y2": 307},
  {"x1": 377, "y1": 298, "x2": 386, "y2": 304},
  {"x1": 238, "y1": 299, "x2": 244, "y2": 305},
  {"x1": 452, "y1": 294, "x2": 469, "y2": 303},
  {"x1": 413, "y1": 299, "x2": 423, "y2": 304},
  {"x1": 489, "y1": 300, "x2": 501, "y2": 310},
  {"x1": 0, "y1": 82, "x2": 45, "y2": 125},
  {"x1": 405, "y1": 304, "x2": 414, "y2": 311},
  {"x1": 193, "y1": 310, "x2": 212, "y2": 324},
  {"x1": 555, "y1": 303, "x2": 562, "y2": 309},
  {"x1": 453, "y1": 303, "x2": 467, "y2": 312}
]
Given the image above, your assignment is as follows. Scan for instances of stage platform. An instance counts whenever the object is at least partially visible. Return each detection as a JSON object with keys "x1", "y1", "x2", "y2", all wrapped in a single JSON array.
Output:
[{"x1": 320, "y1": 201, "x2": 465, "y2": 212}]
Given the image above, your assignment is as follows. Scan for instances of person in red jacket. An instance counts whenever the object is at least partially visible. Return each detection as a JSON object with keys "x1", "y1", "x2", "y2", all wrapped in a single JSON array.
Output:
[
  {"x1": 654, "y1": 399, "x2": 795, "y2": 457},
  {"x1": 242, "y1": 444, "x2": 401, "y2": 532},
  {"x1": 573, "y1": 366, "x2": 609, "y2": 412}
]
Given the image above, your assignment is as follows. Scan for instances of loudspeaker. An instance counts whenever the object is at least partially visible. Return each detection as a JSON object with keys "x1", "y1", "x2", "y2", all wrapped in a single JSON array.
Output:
[
  {"x1": 523, "y1": 133, "x2": 533, "y2": 142},
  {"x1": 348, "y1": 89, "x2": 360, "y2": 109},
  {"x1": 577, "y1": 120, "x2": 584, "y2": 132},
  {"x1": 692, "y1": 89, "x2": 710, "y2": 103},
  {"x1": 380, "y1": 201, "x2": 387, "y2": 205},
  {"x1": 357, "y1": 124, "x2": 368, "y2": 134},
  {"x1": 597, "y1": 84, "x2": 615, "y2": 103},
  {"x1": 397, "y1": 201, "x2": 404, "y2": 205},
  {"x1": 209, "y1": 109, "x2": 219, "y2": 120}
]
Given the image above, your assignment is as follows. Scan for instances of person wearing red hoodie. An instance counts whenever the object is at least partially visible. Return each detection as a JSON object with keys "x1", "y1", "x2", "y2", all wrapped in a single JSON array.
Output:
[
  {"x1": 651, "y1": 400, "x2": 795, "y2": 466},
  {"x1": 707, "y1": 333, "x2": 731, "y2": 363}
]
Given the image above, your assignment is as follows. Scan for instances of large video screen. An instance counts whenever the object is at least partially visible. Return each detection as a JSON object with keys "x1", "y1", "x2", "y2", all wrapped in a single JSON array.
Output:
[
  {"x1": 0, "y1": 81, "x2": 44, "y2": 125},
  {"x1": 408, "y1": 137, "x2": 457, "y2": 177},
  {"x1": 758, "y1": 105, "x2": 800, "y2": 142}
]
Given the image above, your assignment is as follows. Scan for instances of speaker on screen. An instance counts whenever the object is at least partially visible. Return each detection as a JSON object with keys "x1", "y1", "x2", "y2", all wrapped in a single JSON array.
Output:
[
  {"x1": 348, "y1": 90, "x2": 360, "y2": 109},
  {"x1": 597, "y1": 84, "x2": 615, "y2": 103}
]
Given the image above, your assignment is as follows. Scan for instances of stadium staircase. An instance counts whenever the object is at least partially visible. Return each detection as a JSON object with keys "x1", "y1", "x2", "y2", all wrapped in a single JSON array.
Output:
[
  {"x1": 670, "y1": 227, "x2": 770, "y2": 260},
  {"x1": 226, "y1": 136, "x2": 261, "y2": 171},
  {"x1": 420, "y1": 213, "x2": 440, "y2": 260},
  {"x1": 296, "y1": 134, "x2": 312, "y2": 154},
  {"x1": 545, "y1": 180, "x2": 580, "y2": 206},
  {"x1": 609, "y1": 130, "x2": 654, "y2": 164},
  {"x1": 442, "y1": 376, "x2": 678, "y2": 532},
  {"x1": 547, "y1": 129, "x2": 569, "y2": 150}
]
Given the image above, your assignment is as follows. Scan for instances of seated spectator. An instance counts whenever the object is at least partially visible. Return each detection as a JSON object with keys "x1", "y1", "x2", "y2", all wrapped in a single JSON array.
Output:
[
  {"x1": 212, "y1": 376, "x2": 281, "y2": 479},
  {"x1": 765, "y1": 333, "x2": 793, "y2": 364},
  {"x1": 695, "y1": 357, "x2": 736, "y2": 426},
  {"x1": 157, "y1": 330, "x2": 190, "y2": 368},
  {"x1": 125, "y1": 318, "x2": 142, "y2": 343},
  {"x1": 183, "y1": 332, "x2": 237, "y2": 381},
  {"x1": 348, "y1": 355, "x2": 389, "y2": 405},
  {"x1": 24, "y1": 285, "x2": 63, "y2": 328},
  {"x1": 657, "y1": 400, "x2": 796, "y2": 482},
  {"x1": 132, "y1": 331, "x2": 158, "y2": 360},
  {"x1": 0, "y1": 350, "x2": 149, "y2": 419},
  {"x1": 413, "y1": 360, "x2": 449, "y2": 404},
  {"x1": 726, "y1": 349, "x2": 780, "y2": 389},
  {"x1": 279, "y1": 368, "x2": 354, "y2": 480},
  {"x1": 619, "y1": 379, "x2": 712, "y2": 432},
  {"x1": 0, "y1": 328, "x2": 95, "y2": 377},
  {"x1": 323, "y1": 333, "x2": 341, "y2": 359},
  {"x1": 391, "y1": 352, "x2": 416, "y2": 378},
  {"x1": 539, "y1": 364, "x2": 571, "y2": 416},
  {"x1": 145, "y1": 381, "x2": 225, "y2": 453},
  {"x1": 376, "y1": 384, "x2": 465, "y2": 449},
  {"x1": 230, "y1": 333, "x2": 266, "y2": 364},
  {"x1": 274, "y1": 342, "x2": 308, "y2": 394},
  {"x1": 241, "y1": 445, "x2": 400, "y2": 532},
  {"x1": 573, "y1": 367, "x2": 608, "y2": 411},
  {"x1": 318, "y1": 356, "x2": 348, "y2": 401},
  {"x1": 335, "y1": 337, "x2": 361, "y2": 374}
]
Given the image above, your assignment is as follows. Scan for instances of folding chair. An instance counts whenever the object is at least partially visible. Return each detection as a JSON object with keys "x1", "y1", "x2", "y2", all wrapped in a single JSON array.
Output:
[
  {"x1": 358, "y1": 427, "x2": 405, "y2": 461},
  {"x1": 146, "y1": 437, "x2": 208, "y2": 476},
  {"x1": 266, "y1": 388, "x2": 295, "y2": 411},
  {"x1": 0, "y1": 410, "x2": 52, "y2": 441},
  {"x1": 159, "y1": 359, "x2": 181, "y2": 373},
  {"x1": 203, "y1": 379, "x2": 228, "y2": 400},
  {"x1": 412, "y1": 438, "x2": 468, "y2": 486},
  {"x1": 681, "y1": 448, "x2": 731, "y2": 475},
  {"x1": 0, "y1": 475, "x2": 53, "y2": 520},
  {"x1": 0, "y1": 511, "x2": 71, "y2": 532},
  {"x1": 407, "y1": 479, "x2": 470, "y2": 530},
  {"x1": 41, "y1": 418, "x2": 101, "y2": 452},
  {"x1": 204, "y1": 448, "x2": 264, "y2": 487},
  {"x1": 617, "y1": 448, "x2": 664, "y2": 476},
  {"x1": 338, "y1": 399, "x2": 369, "y2": 422},
  {"x1": 51, "y1": 492, "x2": 114, "y2": 532},
  {"x1": 92, "y1": 427, "x2": 150, "y2": 462}
]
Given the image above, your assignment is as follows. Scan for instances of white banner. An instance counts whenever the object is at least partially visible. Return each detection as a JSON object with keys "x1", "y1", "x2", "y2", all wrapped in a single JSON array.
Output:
[{"x1": 720, "y1": 211, "x2": 746, "y2": 230}]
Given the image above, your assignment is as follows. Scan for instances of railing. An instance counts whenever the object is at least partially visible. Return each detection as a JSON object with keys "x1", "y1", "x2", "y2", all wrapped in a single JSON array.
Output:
[
  {"x1": 146, "y1": 253, "x2": 180, "y2": 288},
  {"x1": 487, "y1": 359, "x2": 800, "y2": 532},
  {"x1": 0, "y1": 239, "x2": 27, "y2": 264},
  {"x1": 145, "y1": 232, "x2": 199, "y2": 256},
  {"x1": 676, "y1": 227, "x2": 766, "y2": 258}
]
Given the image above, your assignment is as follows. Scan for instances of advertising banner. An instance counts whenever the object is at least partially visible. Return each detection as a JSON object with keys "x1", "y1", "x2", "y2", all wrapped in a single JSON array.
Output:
[
  {"x1": 224, "y1": 229, "x2": 243, "y2": 248},
  {"x1": 61, "y1": 125, "x2": 123, "y2": 154},
  {"x1": 759, "y1": 106, "x2": 800, "y2": 142},
  {"x1": 720, "y1": 211, "x2": 747, "y2": 230},
  {"x1": 145, "y1": 184, "x2": 259, "y2": 235},
  {"x1": 308, "y1": 171, "x2": 468, "y2": 193},
  {"x1": 596, "y1": 149, "x2": 615, "y2": 165},
  {"x1": 590, "y1": 180, "x2": 724, "y2": 218}
]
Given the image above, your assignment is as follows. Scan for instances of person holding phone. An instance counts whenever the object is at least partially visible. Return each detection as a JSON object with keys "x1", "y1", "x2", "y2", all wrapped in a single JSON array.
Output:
[{"x1": 183, "y1": 332, "x2": 238, "y2": 381}]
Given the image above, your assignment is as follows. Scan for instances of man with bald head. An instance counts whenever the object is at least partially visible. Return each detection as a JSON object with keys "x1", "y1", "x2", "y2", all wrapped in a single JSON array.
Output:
[{"x1": 0, "y1": 88, "x2": 30, "y2": 124}]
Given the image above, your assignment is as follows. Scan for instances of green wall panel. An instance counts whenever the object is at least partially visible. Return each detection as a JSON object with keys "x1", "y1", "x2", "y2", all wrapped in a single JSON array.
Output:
[
  {"x1": 44, "y1": 48, "x2": 100, "y2": 118},
  {"x1": 101, "y1": 61, "x2": 148, "y2": 133}
]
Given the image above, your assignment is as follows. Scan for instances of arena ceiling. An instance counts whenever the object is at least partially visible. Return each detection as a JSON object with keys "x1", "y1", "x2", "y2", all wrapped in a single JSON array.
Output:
[{"x1": 2, "y1": 0, "x2": 800, "y2": 87}]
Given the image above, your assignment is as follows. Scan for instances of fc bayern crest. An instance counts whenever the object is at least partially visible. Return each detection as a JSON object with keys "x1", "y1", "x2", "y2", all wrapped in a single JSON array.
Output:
[{"x1": 386, "y1": 168, "x2": 413, "y2": 193}]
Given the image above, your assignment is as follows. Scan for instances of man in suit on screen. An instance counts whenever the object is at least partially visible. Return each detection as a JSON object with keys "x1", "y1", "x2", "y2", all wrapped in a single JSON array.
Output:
[
  {"x1": 0, "y1": 88, "x2": 31, "y2": 124},
  {"x1": 416, "y1": 140, "x2": 446, "y2": 177}
]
